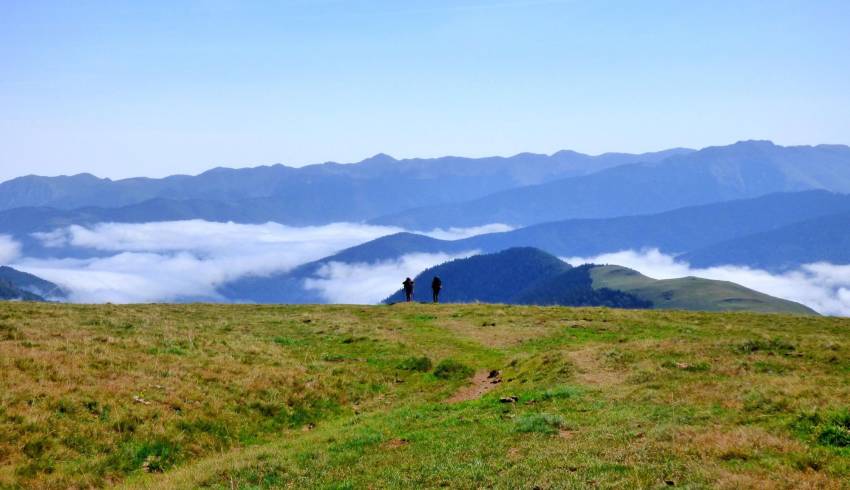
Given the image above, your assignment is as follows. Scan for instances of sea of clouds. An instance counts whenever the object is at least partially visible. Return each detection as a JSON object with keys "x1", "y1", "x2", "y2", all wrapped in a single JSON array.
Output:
[
  {"x1": 4, "y1": 221, "x2": 850, "y2": 316},
  {"x1": 7, "y1": 221, "x2": 506, "y2": 303}
]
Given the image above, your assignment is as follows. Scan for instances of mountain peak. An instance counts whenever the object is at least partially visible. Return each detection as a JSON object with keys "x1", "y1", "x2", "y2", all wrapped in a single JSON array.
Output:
[
  {"x1": 731, "y1": 140, "x2": 776, "y2": 149},
  {"x1": 361, "y1": 153, "x2": 397, "y2": 164}
]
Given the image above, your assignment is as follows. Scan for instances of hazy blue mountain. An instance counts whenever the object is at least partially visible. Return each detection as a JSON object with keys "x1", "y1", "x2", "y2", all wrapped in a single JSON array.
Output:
[
  {"x1": 0, "y1": 149, "x2": 692, "y2": 222},
  {"x1": 0, "y1": 280, "x2": 44, "y2": 301},
  {"x1": 681, "y1": 212, "x2": 850, "y2": 270},
  {"x1": 458, "y1": 190, "x2": 850, "y2": 258},
  {"x1": 265, "y1": 191, "x2": 850, "y2": 269},
  {"x1": 0, "y1": 266, "x2": 65, "y2": 301},
  {"x1": 372, "y1": 141, "x2": 850, "y2": 228},
  {"x1": 382, "y1": 248, "x2": 814, "y2": 314}
]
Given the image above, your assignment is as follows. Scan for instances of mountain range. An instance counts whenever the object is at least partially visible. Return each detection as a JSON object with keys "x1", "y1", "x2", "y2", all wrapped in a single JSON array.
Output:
[
  {"x1": 2, "y1": 142, "x2": 849, "y2": 238},
  {"x1": 2, "y1": 140, "x2": 849, "y2": 312},
  {"x1": 372, "y1": 141, "x2": 850, "y2": 228},
  {"x1": 0, "y1": 148, "x2": 690, "y2": 225},
  {"x1": 382, "y1": 248, "x2": 815, "y2": 315}
]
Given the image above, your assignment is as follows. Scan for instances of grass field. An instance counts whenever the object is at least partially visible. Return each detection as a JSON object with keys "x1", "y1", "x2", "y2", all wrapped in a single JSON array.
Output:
[{"x1": 1, "y1": 303, "x2": 849, "y2": 489}]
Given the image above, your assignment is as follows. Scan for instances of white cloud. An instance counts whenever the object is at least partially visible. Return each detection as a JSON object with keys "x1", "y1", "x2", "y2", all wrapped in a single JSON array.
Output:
[
  {"x1": 16, "y1": 221, "x2": 504, "y2": 303},
  {"x1": 564, "y1": 249, "x2": 850, "y2": 317},
  {"x1": 416, "y1": 224, "x2": 513, "y2": 240},
  {"x1": 21, "y1": 220, "x2": 848, "y2": 316},
  {"x1": 303, "y1": 251, "x2": 478, "y2": 304},
  {"x1": 0, "y1": 235, "x2": 21, "y2": 264},
  {"x1": 33, "y1": 220, "x2": 405, "y2": 255}
]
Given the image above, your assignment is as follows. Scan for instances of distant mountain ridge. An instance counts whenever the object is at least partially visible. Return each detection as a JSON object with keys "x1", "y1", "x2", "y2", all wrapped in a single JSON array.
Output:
[
  {"x1": 681, "y1": 211, "x2": 850, "y2": 269},
  {"x1": 372, "y1": 141, "x2": 850, "y2": 228},
  {"x1": 2, "y1": 141, "x2": 848, "y2": 240},
  {"x1": 0, "y1": 148, "x2": 692, "y2": 224},
  {"x1": 246, "y1": 191, "x2": 850, "y2": 271},
  {"x1": 382, "y1": 248, "x2": 815, "y2": 315}
]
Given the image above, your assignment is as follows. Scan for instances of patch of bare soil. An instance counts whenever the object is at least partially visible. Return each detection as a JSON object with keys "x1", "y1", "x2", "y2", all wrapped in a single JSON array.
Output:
[
  {"x1": 444, "y1": 369, "x2": 502, "y2": 403},
  {"x1": 383, "y1": 438, "x2": 409, "y2": 449},
  {"x1": 567, "y1": 348, "x2": 623, "y2": 387}
]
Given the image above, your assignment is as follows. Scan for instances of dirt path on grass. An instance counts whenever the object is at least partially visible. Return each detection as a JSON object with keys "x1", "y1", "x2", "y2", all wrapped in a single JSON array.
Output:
[{"x1": 444, "y1": 369, "x2": 502, "y2": 403}]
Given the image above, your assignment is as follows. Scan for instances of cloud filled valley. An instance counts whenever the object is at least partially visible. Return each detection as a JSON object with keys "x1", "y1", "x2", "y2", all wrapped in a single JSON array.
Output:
[
  {"x1": 2, "y1": 220, "x2": 849, "y2": 316},
  {"x1": 6, "y1": 221, "x2": 501, "y2": 303}
]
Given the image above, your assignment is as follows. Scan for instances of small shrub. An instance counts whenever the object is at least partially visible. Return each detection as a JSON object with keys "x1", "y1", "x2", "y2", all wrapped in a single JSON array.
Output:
[
  {"x1": 818, "y1": 425, "x2": 850, "y2": 447},
  {"x1": 397, "y1": 356, "x2": 432, "y2": 372},
  {"x1": 515, "y1": 413, "x2": 565, "y2": 434},
  {"x1": 818, "y1": 411, "x2": 850, "y2": 447},
  {"x1": 434, "y1": 359, "x2": 473, "y2": 380},
  {"x1": 134, "y1": 439, "x2": 182, "y2": 473}
]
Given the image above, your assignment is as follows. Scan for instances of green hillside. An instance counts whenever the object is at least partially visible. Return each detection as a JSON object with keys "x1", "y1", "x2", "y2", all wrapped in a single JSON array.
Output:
[
  {"x1": 384, "y1": 248, "x2": 815, "y2": 315},
  {"x1": 590, "y1": 265, "x2": 816, "y2": 315},
  {"x1": 1, "y1": 303, "x2": 848, "y2": 489}
]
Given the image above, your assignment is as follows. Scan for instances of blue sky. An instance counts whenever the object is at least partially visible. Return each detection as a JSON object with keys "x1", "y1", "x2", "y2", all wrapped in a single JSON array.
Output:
[{"x1": 1, "y1": 0, "x2": 848, "y2": 181}]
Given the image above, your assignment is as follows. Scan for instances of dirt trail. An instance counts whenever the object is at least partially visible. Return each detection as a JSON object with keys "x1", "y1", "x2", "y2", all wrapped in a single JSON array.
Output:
[{"x1": 444, "y1": 369, "x2": 502, "y2": 403}]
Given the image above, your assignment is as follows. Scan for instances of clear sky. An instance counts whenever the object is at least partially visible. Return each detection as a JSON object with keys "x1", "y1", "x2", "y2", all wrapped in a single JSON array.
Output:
[{"x1": 1, "y1": 0, "x2": 848, "y2": 182}]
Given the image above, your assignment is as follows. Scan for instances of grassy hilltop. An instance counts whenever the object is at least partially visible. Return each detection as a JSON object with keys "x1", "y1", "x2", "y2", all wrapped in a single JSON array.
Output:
[{"x1": 1, "y1": 303, "x2": 849, "y2": 489}]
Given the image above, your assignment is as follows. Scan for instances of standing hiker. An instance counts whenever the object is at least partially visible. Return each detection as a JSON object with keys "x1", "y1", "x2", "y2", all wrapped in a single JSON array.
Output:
[
  {"x1": 431, "y1": 276, "x2": 442, "y2": 303},
  {"x1": 402, "y1": 277, "x2": 415, "y2": 302}
]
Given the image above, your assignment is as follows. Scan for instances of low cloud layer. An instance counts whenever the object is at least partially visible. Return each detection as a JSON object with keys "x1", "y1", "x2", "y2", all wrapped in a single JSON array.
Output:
[
  {"x1": 419, "y1": 224, "x2": 512, "y2": 240},
  {"x1": 304, "y1": 251, "x2": 477, "y2": 304},
  {"x1": 15, "y1": 221, "x2": 507, "y2": 303},
  {"x1": 0, "y1": 235, "x2": 21, "y2": 264},
  {"x1": 10, "y1": 221, "x2": 850, "y2": 316},
  {"x1": 33, "y1": 221, "x2": 511, "y2": 253},
  {"x1": 564, "y1": 249, "x2": 850, "y2": 317}
]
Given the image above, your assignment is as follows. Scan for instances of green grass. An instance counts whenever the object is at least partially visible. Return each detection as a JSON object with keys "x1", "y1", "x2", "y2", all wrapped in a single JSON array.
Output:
[
  {"x1": 0, "y1": 302, "x2": 848, "y2": 489},
  {"x1": 590, "y1": 265, "x2": 816, "y2": 315}
]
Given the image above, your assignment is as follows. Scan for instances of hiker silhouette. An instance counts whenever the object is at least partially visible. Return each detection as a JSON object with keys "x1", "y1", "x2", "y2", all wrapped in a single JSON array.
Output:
[
  {"x1": 431, "y1": 276, "x2": 442, "y2": 303},
  {"x1": 402, "y1": 277, "x2": 414, "y2": 302}
]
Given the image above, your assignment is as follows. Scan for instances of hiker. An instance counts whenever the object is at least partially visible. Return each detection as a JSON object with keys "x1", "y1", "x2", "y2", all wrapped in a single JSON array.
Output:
[
  {"x1": 431, "y1": 276, "x2": 442, "y2": 303},
  {"x1": 402, "y1": 277, "x2": 415, "y2": 302}
]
